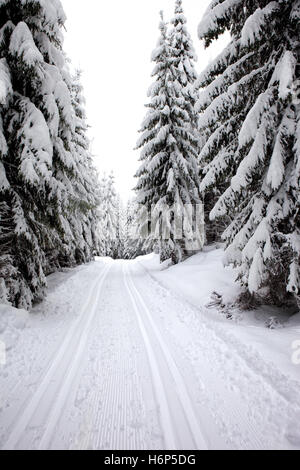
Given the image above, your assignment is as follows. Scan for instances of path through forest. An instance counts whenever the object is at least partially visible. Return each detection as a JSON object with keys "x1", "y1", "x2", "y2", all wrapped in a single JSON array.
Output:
[{"x1": 1, "y1": 259, "x2": 300, "y2": 450}]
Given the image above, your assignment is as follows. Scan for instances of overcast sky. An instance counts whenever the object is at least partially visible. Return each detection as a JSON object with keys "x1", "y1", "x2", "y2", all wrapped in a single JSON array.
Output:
[{"x1": 62, "y1": 0, "x2": 228, "y2": 201}]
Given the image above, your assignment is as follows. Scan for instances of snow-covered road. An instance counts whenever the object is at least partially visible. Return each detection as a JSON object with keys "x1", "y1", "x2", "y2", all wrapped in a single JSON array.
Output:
[{"x1": 1, "y1": 258, "x2": 300, "y2": 450}]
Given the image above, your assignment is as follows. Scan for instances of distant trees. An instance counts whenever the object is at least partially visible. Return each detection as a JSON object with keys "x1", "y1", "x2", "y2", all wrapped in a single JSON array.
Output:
[
  {"x1": 98, "y1": 172, "x2": 126, "y2": 259},
  {"x1": 0, "y1": 0, "x2": 100, "y2": 308},
  {"x1": 123, "y1": 198, "x2": 147, "y2": 260},
  {"x1": 97, "y1": 183, "x2": 148, "y2": 261}
]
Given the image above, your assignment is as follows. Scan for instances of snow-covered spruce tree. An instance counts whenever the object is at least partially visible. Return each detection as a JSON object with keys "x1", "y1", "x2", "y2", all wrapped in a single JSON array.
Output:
[
  {"x1": 0, "y1": 1, "x2": 57, "y2": 308},
  {"x1": 123, "y1": 198, "x2": 147, "y2": 260},
  {"x1": 169, "y1": 0, "x2": 199, "y2": 130},
  {"x1": 0, "y1": 54, "x2": 14, "y2": 305},
  {"x1": 169, "y1": 0, "x2": 223, "y2": 246},
  {"x1": 113, "y1": 194, "x2": 126, "y2": 259},
  {"x1": 197, "y1": 0, "x2": 299, "y2": 306},
  {"x1": 97, "y1": 174, "x2": 108, "y2": 256},
  {"x1": 98, "y1": 172, "x2": 119, "y2": 258},
  {"x1": 135, "y1": 13, "x2": 203, "y2": 264},
  {"x1": 0, "y1": 0, "x2": 100, "y2": 308},
  {"x1": 69, "y1": 71, "x2": 101, "y2": 261}
]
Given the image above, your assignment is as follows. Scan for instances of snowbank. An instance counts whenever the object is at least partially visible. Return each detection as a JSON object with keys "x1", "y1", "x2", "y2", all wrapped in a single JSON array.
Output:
[
  {"x1": 138, "y1": 246, "x2": 242, "y2": 306},
  {"x1": 0, "y1": 304, "x2": 29, "y2": 353},
  {"x1": 139, "y1": 246, "x2": 300, "y2": 321},
  {"x1": 138, "y1": 247, "x2": 300, "y2": 381}
]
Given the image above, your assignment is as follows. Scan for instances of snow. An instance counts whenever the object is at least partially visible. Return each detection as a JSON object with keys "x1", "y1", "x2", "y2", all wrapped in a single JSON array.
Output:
[
  {"x1": 248, "y1": 248, "x2": 264, "y2": 293},
  {"x1": 0, "y1": 251, "x2": 299, "y2": 450},
  {"x1": 54, "y1": 80, "x2": 74, "y2": 129},
  {"x1": 238, "y1": 90, "x2": 272, "y2": 148},
  {"x1": 270, "y1": 51, "x2": 297, "y2": 100},
  {"x1": 0, "y1": 161, "x2": 9, "y2": 191},
  {"x1": 38, "y1": 0, "x2": 67, "y2": 25},
  {"x1": 241, "y1": 3, "x2": 278, "y2": 46},
  {"x1": 287, "y1": 262, "x2": 299, "y2": 295},
  {"x1": 0, "y1": 59, "x2": 12, "y2": 106},
  {"x1": 267, "y1": 143, "x2": 284, "y2": 191},
  {"x1": 139, "y1": 246, "x2": 241, "y2": 307},
  {"x1": 18, "y1": 100, "x2": 53, "y2": 184},
  {"x1": 198, "y1": 0, "x2": 241, "y2": 40},
  {"x1": 231, "y1": 115, "x2": 269, "y2": 193},
  {"x1": 243, "y1": 219, "x2": 269, "y2": 261},
  {"x1": 9, "y1": 22, "x2": 43, "y2": 67},
  {"x1": 266, "y1": 109, "x2": 295, "y2": 190},
  {"x1": 138, "y1": 248, "x2": 300, "y2": 374},
  {"x1": 0, "y1": 305, "x2": 29, "y2": 352},
  {"x1": 17, "y1": 0, "x2": 66, "y2": 26}
]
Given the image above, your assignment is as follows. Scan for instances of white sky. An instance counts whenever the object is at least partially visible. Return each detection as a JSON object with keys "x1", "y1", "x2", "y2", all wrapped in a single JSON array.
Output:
[{"x1": 62, "y1": 0, "x2": 228, "y2": 202}]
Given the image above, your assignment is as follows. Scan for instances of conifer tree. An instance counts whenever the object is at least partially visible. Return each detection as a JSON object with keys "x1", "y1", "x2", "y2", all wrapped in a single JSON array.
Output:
[
  {"x1": 98, "y1": 172, "x2": 119, "y2": 258},
  {"x1": 169, "y1": 0, "x2": 199, "y2": 130},
  {"x1": 113, "y1": 194, "x2": 125, "y2": 259},
  {"x1": 135, "y1": 12, "x2": 203, "y2": 264},
  {"x1": 197, "y1": 0, "x2": 299, "y2": 305},
  {"x1": 69, "y1": 71, "x2": 101, "y2": 262},
  {"x1": 0, "y1": 0, "x2": 100, "y2": 308},
  {"x1": 123, "y1": 198, "x2": 147, "y2": 260}
]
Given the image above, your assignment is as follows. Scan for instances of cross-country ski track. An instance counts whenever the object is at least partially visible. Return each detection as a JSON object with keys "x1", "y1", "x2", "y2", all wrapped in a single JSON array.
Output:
[{"x1": 1, "y1": 258, "x2": 300, "y2": 450}]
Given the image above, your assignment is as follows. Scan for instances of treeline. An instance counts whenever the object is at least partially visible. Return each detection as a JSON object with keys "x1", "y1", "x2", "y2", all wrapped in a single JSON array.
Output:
[
  {"x1": 97, "y1": 173, "x2": 145, "y2": 261},
  {"x1": 134, "y1": 0, "x2": 299, "y2": 308},
  {"x1": 0, "y1": 0, "x2": 299, "y2": 310},
  {"x1": 0, "y1": 0, "x2": 100, "y2": 308}
]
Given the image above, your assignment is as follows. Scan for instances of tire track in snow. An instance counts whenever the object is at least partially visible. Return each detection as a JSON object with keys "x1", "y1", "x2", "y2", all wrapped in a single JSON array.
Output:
[
  {"x1": 123, "y1": 263, "x2": 207, "y2": 450},
  {"x1": 2, "y1": 262, "x2": 111, "y2": 450}
]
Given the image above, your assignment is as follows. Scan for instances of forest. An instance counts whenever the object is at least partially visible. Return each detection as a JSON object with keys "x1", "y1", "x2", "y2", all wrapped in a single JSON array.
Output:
[
  {"x1": 0, "y1": 0, "x2": 299, "y2": 312},
  {"x1": 0, "y1": 0, "x2": 299, "y2": 451}
]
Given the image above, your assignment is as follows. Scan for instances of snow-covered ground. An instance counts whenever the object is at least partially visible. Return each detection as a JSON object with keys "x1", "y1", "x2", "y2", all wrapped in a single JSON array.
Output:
[{"x1": 0, "y1": 249, "x2": 300, "y2": 450}]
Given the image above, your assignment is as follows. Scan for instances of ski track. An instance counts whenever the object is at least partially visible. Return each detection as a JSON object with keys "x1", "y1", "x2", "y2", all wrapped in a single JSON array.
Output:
[
  {"x1": 124, "y1": 263, "x2": 207, "y2": 450},
  {"x1": 50, "y1": 263, "x2": 163, "y2": 451},
  {"x1": 123, "y1": 264, "x2": 177, "y2": 450},
  {"x1": 1, "y1": 259, "x2": 299, "y2": 450},
  {"x1": 2, "y1": 263, "x2": 111, "y2": 450},
  {"x1": 134, "y1": 261, "x2": 300, "y2": 449},
  {"x1": 138, "y1": 260, "x2": 300, "y2": 409}
]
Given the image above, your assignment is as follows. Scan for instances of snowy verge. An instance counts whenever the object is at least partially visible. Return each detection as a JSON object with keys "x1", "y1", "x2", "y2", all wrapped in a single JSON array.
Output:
[
  {"x1": 138, "y1": 245, "x2": 241, "y2": 306},
  {"x1": 0, "y1": 262, "x2": 99, "y2": 354},
  {"x1": 0, "y1": 305, "x2": 29, "y2": 355},
  {"x1": 0, "y1": 259, "x2": 109, "y2": 442},
  {"x1": 138, "y1": 247, "x2": 300, "y2": 382}
]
